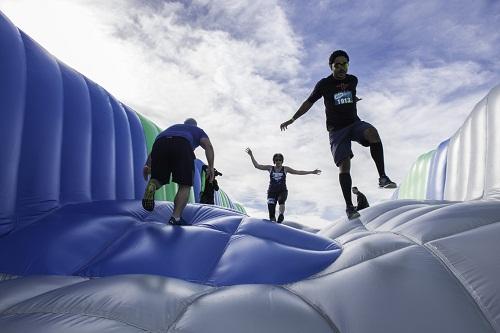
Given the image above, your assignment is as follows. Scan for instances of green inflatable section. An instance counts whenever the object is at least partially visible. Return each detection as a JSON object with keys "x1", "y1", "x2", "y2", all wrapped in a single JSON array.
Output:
[
  {"x1": 398, "y1": 150, "x2": 435, "y2": 199},
  {"x1": 233, "y1": 202, "x2": 246, "y2": 214}
]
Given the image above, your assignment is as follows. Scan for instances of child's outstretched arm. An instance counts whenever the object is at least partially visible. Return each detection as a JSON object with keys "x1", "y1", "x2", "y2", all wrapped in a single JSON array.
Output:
[
  {"x1": 245, "y1": 148, "x2": 272, "y2": 171},
  {"x1": 285, "y1": 166, "x2": 321, "y2": 175}
]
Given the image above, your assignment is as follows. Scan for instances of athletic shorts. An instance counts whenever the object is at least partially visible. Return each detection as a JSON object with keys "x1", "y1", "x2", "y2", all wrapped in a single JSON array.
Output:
[
  {"x1": 150, "y1": 136, "x2": 195, "y2": 186},
  {"x1": 329, "y1": 120, "x2": 375, "y2": 166},
  {"x1": 267, "y1": 190, "x2": 288, "y2": 205}
]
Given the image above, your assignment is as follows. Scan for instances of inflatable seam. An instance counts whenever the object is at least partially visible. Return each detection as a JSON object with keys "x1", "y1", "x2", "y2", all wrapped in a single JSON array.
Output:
[
  {"x1": 279, "y1": 285, "x2": 340, "y2": 333},
  {"x1": 2, "y1": 309, "x2": 155, "y2": 332},
  {"x1": 204, "y1": 218, "x2": 244, "y2": 283},
  {"x1": 71, "y1": 221, "x2": 140, "y2": 276},
  {"x1": 307, "y1": 239, "x2": 414, "y2": 280},
  {"x1": 392, "y1": 228, "x2": 497, "y2": 332},
  {"x1": 423, "y1": 237, "x2": 497, "y2": 331},
  {"x1": 165, "y1": 287, "x2": 221, "y2": 332}
]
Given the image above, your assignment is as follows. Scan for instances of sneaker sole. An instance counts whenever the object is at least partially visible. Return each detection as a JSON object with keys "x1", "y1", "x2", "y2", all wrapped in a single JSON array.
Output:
[
  {"x1": 380, "y1": 183, "x2": 397, "y2": 189},
  {"x1": 142, "y1": 182, "x2": 156, "y2": 211},
  {"x1": 347, "y1": 212, "x2": 360, "y2": 220}
]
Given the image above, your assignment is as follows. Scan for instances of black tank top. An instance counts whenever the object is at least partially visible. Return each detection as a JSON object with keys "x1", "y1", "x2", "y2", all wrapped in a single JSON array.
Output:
[{"x1": 268, "y1": 166, "x2": 287, "y2": 192}]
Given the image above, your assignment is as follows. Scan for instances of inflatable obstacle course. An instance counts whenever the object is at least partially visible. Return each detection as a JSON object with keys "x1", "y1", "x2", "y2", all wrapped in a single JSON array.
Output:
[{"x1": 1, "y1": 9, "x2": 500, "y2": 333}]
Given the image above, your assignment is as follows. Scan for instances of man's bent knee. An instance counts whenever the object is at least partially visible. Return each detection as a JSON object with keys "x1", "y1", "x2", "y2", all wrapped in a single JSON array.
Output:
[{"x1": 364, "y1": 127, "x2": 380, "y2": 143}]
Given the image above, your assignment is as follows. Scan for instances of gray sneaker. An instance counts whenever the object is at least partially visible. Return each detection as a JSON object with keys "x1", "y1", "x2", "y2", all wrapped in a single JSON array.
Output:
[{"x1": 379, "y1": 176, "x2": 397, "y2": 189}]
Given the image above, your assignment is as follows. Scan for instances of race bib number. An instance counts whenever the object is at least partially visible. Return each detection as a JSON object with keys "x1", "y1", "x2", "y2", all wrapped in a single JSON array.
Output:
[{"x1": 334, "y1": 91, "x2": 354, "y2": 105}]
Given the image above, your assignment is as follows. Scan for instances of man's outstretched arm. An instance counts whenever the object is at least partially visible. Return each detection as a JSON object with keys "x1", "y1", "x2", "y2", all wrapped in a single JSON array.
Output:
[
  {"x1": 200, "y1": 137, "x2": 215, "y2": 183},
  {"x1": 280, "y1": 100, "x2": 314, "y2": 131}
]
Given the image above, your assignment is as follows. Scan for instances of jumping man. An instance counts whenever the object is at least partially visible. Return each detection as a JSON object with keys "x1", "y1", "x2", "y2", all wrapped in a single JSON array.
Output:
[{"x1": 280, "y1": 50, "x2": 396, "y2": 219}]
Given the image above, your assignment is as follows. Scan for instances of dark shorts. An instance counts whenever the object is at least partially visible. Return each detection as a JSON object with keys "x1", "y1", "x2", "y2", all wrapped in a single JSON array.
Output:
[
  {"x1": 329, "y1": 120, "x2": 374, "y2": 166},
  {"x1": 267, "y1": 190, "x2": 288, "y2": 205},
  {"x1": 150, "y1": 136, "x2": 195, "y2": 186}
]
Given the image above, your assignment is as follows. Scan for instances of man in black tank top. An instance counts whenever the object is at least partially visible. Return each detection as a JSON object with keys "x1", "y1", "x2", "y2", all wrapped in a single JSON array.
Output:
[
  {"x1": 246, "y1": 148, "x2": 321, "y2": 223},
  {"x1": 280, "y1": 50, "x2": 396, "y2": 220}
]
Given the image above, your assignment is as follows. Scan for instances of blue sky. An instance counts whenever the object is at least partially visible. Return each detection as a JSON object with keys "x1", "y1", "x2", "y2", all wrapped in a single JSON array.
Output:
[{"x1": 1, "y1": 0, "x2": 499, "y2": 226}]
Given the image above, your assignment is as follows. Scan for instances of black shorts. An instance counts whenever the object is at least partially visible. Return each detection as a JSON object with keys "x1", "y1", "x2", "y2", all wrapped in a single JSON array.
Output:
[
  {"x1": 267, "y1": 190, "x2": 288, "y2": 205},
  {"x1": 329, "y1": 120, "x2": 374, "y2": 166},
  {"x1": 150, "y1": 136, "x2": 195, "y2": 186}
]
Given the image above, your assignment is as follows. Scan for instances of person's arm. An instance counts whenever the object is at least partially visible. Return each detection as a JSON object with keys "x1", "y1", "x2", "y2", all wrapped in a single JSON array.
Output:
[
  {"x1": 143, "y1": 153, "x2": 152, "y2": 180},
  {"x1": 280, "y1": 100, "x2": 314, "y2": 131},
  {"x1": 285, "y1": 166, "x2": 321, "y2": 175},
  {"x1": 200, "y1": 137, "x2": 215, "y2": 183},
  {"x1": 245, "y1": 148, "x2": 272, "y2": 171}
]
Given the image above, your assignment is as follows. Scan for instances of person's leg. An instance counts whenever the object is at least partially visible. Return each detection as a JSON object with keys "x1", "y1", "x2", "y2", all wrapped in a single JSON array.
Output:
[
  {"x1": 278, "y1": 203, "x2": 285, "y2": 215},
  {"x1": 267, "y1": 195, "x2": 277, "y2": 221},
  {"x1": 362, "y1": 126, "x2": 386, "y2": 177},
  {"x1": 329, "y1": 127, "x2": 359, "y2": 219},
  {"x1": 353, "y1": 122, "x2": 396, "y2": 188},
  {"x1": 339, "y1": 158, "x2": 353, "y2": 207},
  {"x1": 339, "y1": 158, "x2": 360, "y2": 219},
  {"x1": 169, "y1": 137, "x2": 196, "y2": 224},
  {"x1": 277, "y1": 204, "x2": 285, "y2": 223},
  {"x1": 277, "y1": 190, "x2": 288, "y2": 223},
  {"x1": 172, "y1": 185, "x2": 191, "y2": 219},
  {"x1": 363, "y1": 127, "x2": 396, "y2": 188},
  {"x1": 143, "y1": 139, "x2": 170, "y2": 211}
]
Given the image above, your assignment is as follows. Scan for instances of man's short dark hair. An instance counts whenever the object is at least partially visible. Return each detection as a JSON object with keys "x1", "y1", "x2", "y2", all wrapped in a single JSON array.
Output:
[
  {"x1": 329, "y1": 50, "x2": 349, "y2": 66},
  {"x1": 352, "y1": 186, "x2": 358, "y2": 190},
  {"x1": 184, "y1": 118, "x2": 197, "y2": 126}
]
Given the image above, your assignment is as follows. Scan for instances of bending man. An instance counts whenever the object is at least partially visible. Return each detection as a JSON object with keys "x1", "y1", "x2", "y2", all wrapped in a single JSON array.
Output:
[{"x1": 143, "y1": 118, "x2": 214, "y2": 225}]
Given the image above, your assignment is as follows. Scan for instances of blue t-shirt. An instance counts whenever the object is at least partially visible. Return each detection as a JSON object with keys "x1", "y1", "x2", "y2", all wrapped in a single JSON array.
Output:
[{"x1": 155, "y1": 124, "x2": 209, "y2": 150}]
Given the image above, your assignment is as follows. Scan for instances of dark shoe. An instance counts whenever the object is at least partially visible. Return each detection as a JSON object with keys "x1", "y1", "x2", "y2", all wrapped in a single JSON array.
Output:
[
  {"x1": 346, "y1": 206, "x2": 360, "y2": 220},
  {"x1": 379, "y1": 176, "x2": 397, "y2": 189},
  {"x1": 168, "y1": 216, "x2": 187, "y2": 226},
  {"x1": 142, "y1": 181, "x2": 156, "y2": 211},
  {"x1": 269, "y1": 217, "x2": 277, "y2": 222},
  {"x1": 277, "y1": 214, "x2": 284, "y2": 223}
]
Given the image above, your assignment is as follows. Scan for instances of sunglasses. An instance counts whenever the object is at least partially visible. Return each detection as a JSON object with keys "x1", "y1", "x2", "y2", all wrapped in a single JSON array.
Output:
[{"x1": 333, "y1": 62, "x2": 348, "y2": 69}]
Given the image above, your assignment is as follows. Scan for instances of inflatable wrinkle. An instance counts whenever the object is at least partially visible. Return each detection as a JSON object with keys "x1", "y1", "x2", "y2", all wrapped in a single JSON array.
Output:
[
  {"x1": 59, "y1": 62, "x2": 92, "y2": 204},
  {"x1": 485, "y1": 85, "x2": 500, "y2": 199},
  {"x1": 122, "y1": 105, "x2": 148, "y2": 199},
  {"x1": 426, "y1": 139, "x2": 449, "y2": 200},
  {"x1": 466, "y1": 103, "x2": 486, "y2": 199},
  {"x1": 109, "y1": 97, "x2": 135, "y2": 200},
  {"x1": 15, "y1": 31, "x2": 63, "y2": 229},
  {"x1": 0, "y1": 12, "x2": 26, "y2": 236},
  {"x1": 87, "y1": 79, "x2": 116, "y2": 201}
]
